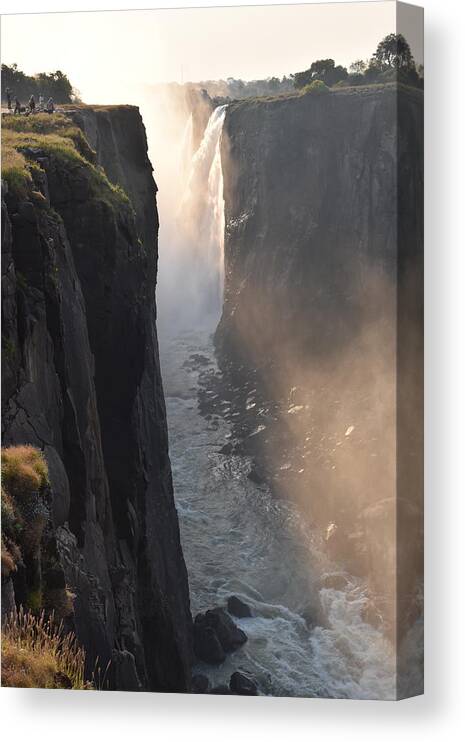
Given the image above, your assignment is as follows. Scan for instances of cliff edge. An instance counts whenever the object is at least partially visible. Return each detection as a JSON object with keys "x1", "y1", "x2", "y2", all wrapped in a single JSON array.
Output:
[{"x1": 1, "y1": 107, "x2": 192, "y2": 691}]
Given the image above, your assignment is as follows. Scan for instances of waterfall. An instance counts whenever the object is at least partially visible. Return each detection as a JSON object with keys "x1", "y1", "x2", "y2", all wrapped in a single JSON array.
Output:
[
  {"x1": 179, "y1": 112, "x2": 194, "y2": 180},
  {"x1": 179, "y1": 105, "x2": 227, "y2": 323}
]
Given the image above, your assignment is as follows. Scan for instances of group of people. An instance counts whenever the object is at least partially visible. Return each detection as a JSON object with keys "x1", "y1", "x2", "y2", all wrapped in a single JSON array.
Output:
[{"x1": 5, "y1": 87, "x2": 55, "y2": 115}]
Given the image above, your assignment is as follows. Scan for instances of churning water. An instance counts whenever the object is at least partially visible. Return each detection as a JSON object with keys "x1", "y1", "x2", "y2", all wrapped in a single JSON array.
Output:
[{"x1": 158, "y1": 105, "x2": 405, "y2": 699}]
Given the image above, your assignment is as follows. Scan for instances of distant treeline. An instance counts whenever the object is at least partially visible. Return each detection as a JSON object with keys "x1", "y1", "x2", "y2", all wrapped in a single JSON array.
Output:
[
  {"x1": 192, "y1": 76, "x2": 295, "y2": 99},
  {"x1": 1, "y1": 64, "x2": 79, "y2": 104},
  {"x1": 292, "y1": 34, "x2": 423, "y2": 91},
  {"x1": 191, "y1": 33, "x2": 423, "y2": 102}
]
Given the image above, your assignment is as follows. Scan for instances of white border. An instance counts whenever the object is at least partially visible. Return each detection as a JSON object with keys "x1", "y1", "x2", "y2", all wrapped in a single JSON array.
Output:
[{"x1": 1, "y1": 1, "x2": 464, "y2": 740}]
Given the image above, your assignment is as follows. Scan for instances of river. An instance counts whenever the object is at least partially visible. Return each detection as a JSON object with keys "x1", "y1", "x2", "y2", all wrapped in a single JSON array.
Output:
[{"x1": 153, "y1": 101, "x2": 413, "y2": 700}]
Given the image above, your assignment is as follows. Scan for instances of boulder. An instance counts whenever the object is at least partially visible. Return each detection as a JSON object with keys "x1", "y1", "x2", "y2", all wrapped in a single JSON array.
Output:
[
  {"x1": 227, "y1": 595, "x2": 252, "y2": 618},
  {"x1": 193, "y1": 622, "x2": 226, "y2": 664},
  {"x1": 229, "y1": 671, "x2": 258, "y2": 696},
  {"x1": 204, "y1": 607, "x2": 247, "y2": 651},
  {"x1": 193, "y1": 608, "x2": 247, "y2": 664}
]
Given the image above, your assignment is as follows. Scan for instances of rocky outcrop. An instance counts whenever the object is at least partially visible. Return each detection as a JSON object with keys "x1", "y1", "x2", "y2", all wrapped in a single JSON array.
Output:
[
  {"x1": 1, "y1": 106, "x2": 192, "y2": 691},
  {"x1": 216, "y1": 85, "x2": 423, "y2": 652}
]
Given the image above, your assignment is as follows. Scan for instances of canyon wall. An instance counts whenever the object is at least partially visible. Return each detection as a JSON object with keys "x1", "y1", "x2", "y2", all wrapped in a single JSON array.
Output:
[
  {"x1": 1, "y1": 106, "x2": 192, "y2": 691},
  {"x1": 216, "y1": 85, "x2": 423, "y2": 677}
]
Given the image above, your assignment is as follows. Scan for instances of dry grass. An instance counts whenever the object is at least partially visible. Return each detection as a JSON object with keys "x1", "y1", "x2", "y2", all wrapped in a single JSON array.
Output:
[
  {"x1": 1, "y1": 114, "x2": 129, "y2": 207},
  {"x1": 2, "y1": 112, "x2": 96, "y2": 162},
  {"x1": 1, "y1": 608, "x2": 91, "y2": 689},
  {"x1": 1, "y1": 446, "x2": 49, "y2": 577},
  {"x1": 1, "y1": 445, "x2": 49, "y2": 501},
  {"x1": 1, "y1": 141, "x2": 32, "y2": 198}
]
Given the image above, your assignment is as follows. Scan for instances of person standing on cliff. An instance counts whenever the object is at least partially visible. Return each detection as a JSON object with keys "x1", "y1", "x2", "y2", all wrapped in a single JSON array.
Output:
[
  {"x1": 6, "y1": 87, "x2": 12, "y2": 110},
  {"x1": 46, "y1": 97, "x2": 54, "y2": 114},
  {"x1": 13, "y1": 97, "x2": 21, "y2": 115},
  {"x1": 29, "y1": 94, "x2": 36, "y2": 114}
]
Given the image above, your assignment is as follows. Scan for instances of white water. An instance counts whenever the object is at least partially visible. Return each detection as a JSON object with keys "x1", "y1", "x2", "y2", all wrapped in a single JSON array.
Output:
[
  {"x1": 179, "y1": 105, "x2": 227, "y2": 319},
  {"x1": 156, "y1": 104, "x2": 404, "y2": 699},
  {"x1": 161, "y1": 329, "x2": 398, "y2": 699}
]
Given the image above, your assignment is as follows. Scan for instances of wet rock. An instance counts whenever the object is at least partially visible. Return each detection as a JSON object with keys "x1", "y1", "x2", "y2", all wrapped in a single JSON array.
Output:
[
  {"x1": 229, "y1": 671, "x2": 258, "y2": 696},
  {"x1": 219, "y1": 441, "x2": 235, "y2": 455},
  {"x1": 205, "y1": 607, "x2": 248, "y2": 651},
  {"x1": 193, "y1": 607, "x2": 247, "y2": 662},
  {"x1": 300, "y1": 605, "x2": 316, "y2": 629},
  {"x1": 191, "y1": 674, "x2": 210, "y2": 693},
  {"x1": 210, "y1": 684, "x2": 233, "y2": 695},
  {"x1": 227, "y1": 595, "x2": 252, "y2": 618},
  {"x1": 193, "y1": 621, "x2": 226, "y2": 664},
  {"x1": 247, "y1": 466, "x2": 266, "y2": 485},
  {"x1": 361, "y1": 600, "x2": 383, "y2": 629}
]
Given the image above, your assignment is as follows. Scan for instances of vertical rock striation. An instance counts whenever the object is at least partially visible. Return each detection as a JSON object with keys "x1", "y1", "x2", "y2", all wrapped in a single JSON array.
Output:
[
  {"x1": 216, "y1": 85, "x2": 423, "y2": 665},
  {"x1": 2, "y1": 105, "x2": 192, "y2": 691}
]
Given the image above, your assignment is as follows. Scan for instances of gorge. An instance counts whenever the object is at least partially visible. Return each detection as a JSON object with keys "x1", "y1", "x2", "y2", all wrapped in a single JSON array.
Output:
[{"x1": 1, "y1": 82, "x2": 423, "y2": 699}]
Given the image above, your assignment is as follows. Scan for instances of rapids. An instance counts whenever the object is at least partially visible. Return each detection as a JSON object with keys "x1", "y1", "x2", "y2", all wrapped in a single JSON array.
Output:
[{"x1": 155, "y1": 104, "x2": 413, "y2": 699}]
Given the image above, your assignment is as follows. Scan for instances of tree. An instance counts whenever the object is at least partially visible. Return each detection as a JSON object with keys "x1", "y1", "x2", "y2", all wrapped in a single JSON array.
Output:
[
  {"x1": 349, "y1": 60, "x2": 367, "y2": 75},
  {"x1": 373, "y1": 33, "x2": 414, "y2": 70},
  {"x1": 1, "y1": 63, "x2": 74, "y2": 103},
  {"x1": 293, "y1": 59, "x2": 348, "y2": 89}
]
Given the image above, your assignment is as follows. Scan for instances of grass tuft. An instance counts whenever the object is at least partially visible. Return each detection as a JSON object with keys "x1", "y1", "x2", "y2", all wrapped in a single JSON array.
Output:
[{"x1": 1, "y1": 608, "x2": 91, "y2": 689}]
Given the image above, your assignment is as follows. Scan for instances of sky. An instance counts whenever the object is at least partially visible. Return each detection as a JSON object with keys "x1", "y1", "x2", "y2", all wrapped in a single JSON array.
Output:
[{"x1": 1, "y1": 2, "x2": 422, "y2": 105}]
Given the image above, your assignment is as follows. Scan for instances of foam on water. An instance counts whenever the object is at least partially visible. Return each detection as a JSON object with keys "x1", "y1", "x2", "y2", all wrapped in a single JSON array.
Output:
[{"x1": 160, "y1": 329, "x2": 397, "y2": 699}]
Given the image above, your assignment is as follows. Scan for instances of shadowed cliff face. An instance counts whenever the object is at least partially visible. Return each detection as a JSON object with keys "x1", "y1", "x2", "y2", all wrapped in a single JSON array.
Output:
[
  {"x1": 1, "y1": 106, "x2": 192, "y2": 691},
  {"x1": 216, "y1": 86, "x2": 423, "y2": 671}
]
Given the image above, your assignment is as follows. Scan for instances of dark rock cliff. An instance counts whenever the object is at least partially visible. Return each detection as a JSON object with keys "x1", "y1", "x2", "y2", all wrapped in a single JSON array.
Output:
[
  {"x1": 1, "y1": 106, "x2": 192, "y2": 691},
  {"x1": 216, "y1": 85, "x2": 423, "y2": 663}
]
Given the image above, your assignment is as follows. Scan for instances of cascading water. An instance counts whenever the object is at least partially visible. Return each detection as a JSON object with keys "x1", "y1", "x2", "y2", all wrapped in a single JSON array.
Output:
[
  {"x1": 179, "y1": 105, "x2": 227, "y2": 321},
  {"x1": 155, "y1": 99, "x2": 419, "y2": 699},
  {"x1": 179, "y1": 112, "x2": 194, "y2": 181}
]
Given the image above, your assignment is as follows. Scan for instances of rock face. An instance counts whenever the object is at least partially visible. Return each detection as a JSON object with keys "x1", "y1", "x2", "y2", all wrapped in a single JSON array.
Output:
[
  {"x1": 217, "y1": 86, "x2": 423, "y2": 644},
  {"x1": 1, "y1": 105, "x2": 192, "y2": 691}
]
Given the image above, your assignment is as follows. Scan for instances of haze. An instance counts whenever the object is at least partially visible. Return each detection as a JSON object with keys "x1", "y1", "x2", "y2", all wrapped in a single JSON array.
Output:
[{"x1": 0, "y1": 2, "x2": 423, "y2": 105}]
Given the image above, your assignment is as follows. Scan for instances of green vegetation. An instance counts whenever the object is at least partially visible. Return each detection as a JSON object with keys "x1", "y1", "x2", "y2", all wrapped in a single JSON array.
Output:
[
  {"x1": 2, "y1": 608, "x2": 91, "y2": 689},
  {"x1": 294, "y1": 59, "x2": 348, "y2": 89},
  {"x1": 300, "y1": 80, "x2": 330, "y2": 96},
  {"x1": 1, "y1": 64, "x2": 77, "y2": 105},
  {"x1": 293, "y1": 33, "x2": 423, "y2": 92},
  {"x1": 1, "y1": 113, "x2": 129, "y2": 208},
  {"x1": 193, "y1": 33, "x2": 422, "y2": 107},
  {"x1": 2, "y1": 112, "x2": 96, "y2": 161}
]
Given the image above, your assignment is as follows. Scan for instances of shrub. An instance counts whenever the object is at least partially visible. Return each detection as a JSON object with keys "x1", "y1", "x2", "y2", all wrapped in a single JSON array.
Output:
[
  {"x1": 1, "y1": 445, "x2": 49, "y2": 500},
  {"x1": 1, "y1": 446, "x2": 49, "y2": 574},
  {"x1": 300, "y1": 80, "x2": 330, "y2": 96},
  {"x1": 1, "y1": 608, "x2": 91, "y2": 689}
]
